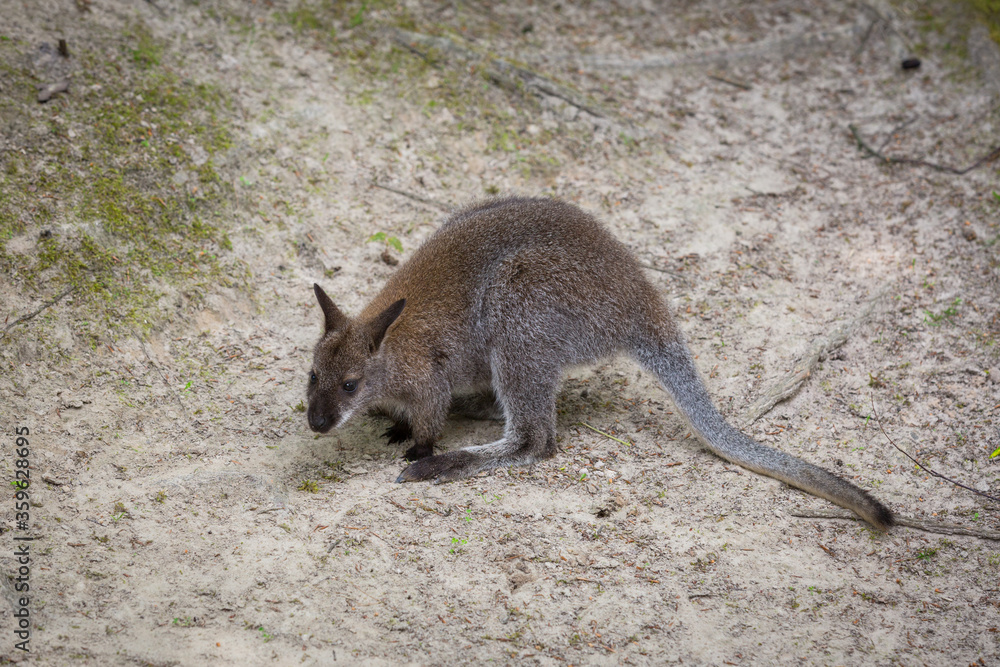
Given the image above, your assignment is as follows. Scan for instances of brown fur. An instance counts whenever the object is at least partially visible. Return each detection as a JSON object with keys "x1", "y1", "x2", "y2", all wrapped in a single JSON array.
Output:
[{"x1": 307, "y1": 197, "x2": 893, "y2": 530}]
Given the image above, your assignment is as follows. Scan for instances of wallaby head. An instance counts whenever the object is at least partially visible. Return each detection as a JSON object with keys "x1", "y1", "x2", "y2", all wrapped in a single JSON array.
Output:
[{"x1": 306, "y1": 283, "x2": 405, "y2": 433}]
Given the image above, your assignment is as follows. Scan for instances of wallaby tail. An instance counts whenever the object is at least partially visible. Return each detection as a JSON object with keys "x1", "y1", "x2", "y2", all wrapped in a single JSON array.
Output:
[{"x1": 634, "y1": 336, "x2": 894, "y2": 531}]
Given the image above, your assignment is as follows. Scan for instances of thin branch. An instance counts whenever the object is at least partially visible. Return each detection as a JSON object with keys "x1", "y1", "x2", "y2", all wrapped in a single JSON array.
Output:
[
  {"x1": 743, "y1": 286, "x2": 891, "y2": 425},
  {"x1": 853, "y1": 18, "x2": 878, "y2": 59},
  {"x1": 876, "y1": 117, "x2": 919, "y2": 152},
  {"x1": 577, "y1": 422, "x2": 633, "y2": 448},
  {"x1": 848, "y1": 124, "x2": 1000, "y2": 175},
  {"x1": 856, "y1": 2, "x2": 913, "y2": 60},
  {"x1": 391, "y1": 29, "x2": 620, "y2": 124},
  {"x1": 789, "y1": 508, "x2": 1000, "y2": 540},
  {"x1": 372, "y1": 183, "x2": 451, "y2": 212},
  {"x1": 707, "y1": 73, "x2": 751, "y2": 90},
  {"x1": 143, "y1": 0, "x2": 167, "y2": 17},
  {"x1": 871, "y1": 396, "x2": 1000, "y2": 504},
  {"x1": 563, "y1": 21, "x2": 861, "y2": 71},
  {"x1": 637, "y1": 262, "x2": 685, "y2": 279},
  {"x1": 1, "y1": 287, "x2": 75, "y2": 338},
  {"x1": 487, "y1": 59, "x2": 608, "y2": 119},
  {"x1": 132, "y1": 328, "x2": 187, "y2": 418}
]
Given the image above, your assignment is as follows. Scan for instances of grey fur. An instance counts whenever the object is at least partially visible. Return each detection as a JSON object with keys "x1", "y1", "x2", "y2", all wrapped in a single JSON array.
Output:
[{"x1": 306, "y1": 197, "x2": 893, "y2": 531}]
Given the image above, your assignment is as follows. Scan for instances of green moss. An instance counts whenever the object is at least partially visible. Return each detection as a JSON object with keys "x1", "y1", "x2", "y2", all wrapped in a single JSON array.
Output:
[
  {"x1": 298, "y1": 479, "x2": 320, "y2": 493},
  {"x1": 969, "y1": 0, "x2": 1000, "y2": 44},
  {"x1": 128, "y1": 24, "x2": 163, "y2": 69},
  {"x1": 0, "y1": 24, "x2": 247, "y2": 340},
  {"x1": 281, "y1": 5, "x2": 331, "y2": 35},
  {"x1": 914, "y1": 0, "x2": 1000, "y2": 51},
  {"x1": 276, "y1": 0, "x2": 400, "y2": 37}
]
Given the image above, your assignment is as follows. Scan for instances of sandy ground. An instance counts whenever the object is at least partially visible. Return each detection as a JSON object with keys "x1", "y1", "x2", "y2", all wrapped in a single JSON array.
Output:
[{"x1": 2, "y1": 0, "x2": 1000, "y2": 664}]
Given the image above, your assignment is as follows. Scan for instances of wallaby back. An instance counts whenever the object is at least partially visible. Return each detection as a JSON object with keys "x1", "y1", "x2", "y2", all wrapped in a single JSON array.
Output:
[{"x1": 308, "y1": 196, "x2": 894, "y2": 531}]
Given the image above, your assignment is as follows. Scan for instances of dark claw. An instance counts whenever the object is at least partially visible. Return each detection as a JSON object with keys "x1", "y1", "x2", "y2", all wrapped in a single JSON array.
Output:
[
  {"x1": 403, "y1": 441, "x2": 434, "y2": 461},
  {"x1": 381, "y1": 421, "x2": 412, "y2": 445}
]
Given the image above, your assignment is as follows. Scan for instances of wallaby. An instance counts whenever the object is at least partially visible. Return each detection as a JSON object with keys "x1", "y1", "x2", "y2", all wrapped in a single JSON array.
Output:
[{"x1": 307, "y1": 197, "x2": 893, "y2": 531}]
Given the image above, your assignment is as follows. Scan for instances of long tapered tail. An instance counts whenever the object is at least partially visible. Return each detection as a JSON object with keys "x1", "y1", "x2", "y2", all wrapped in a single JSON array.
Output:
[{"x1": 635, "y1": 337, "x2": 894, "y2": 531}]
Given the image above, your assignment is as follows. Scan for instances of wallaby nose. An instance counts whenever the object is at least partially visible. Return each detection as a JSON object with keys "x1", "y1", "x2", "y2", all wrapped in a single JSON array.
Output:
[{"x1": 308, "y1": 413, "x2": 327, "y2": 432}]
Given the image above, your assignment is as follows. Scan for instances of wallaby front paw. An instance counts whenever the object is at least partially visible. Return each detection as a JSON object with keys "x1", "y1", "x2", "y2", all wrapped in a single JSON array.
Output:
[
  {"x1": 382, "y1": 421, "x2": 413, "y2": 445},
  {"x1": 395, "y1": 451, "x2": 479, "y2": 483}
]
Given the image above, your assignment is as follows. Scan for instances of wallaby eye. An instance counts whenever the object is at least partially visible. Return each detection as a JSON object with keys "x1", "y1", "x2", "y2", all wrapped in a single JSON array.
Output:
[
  {"x1": 310, "y1": 371, "x2": 318, "y2": 385},
  {"x1": 343, "y1": 380, "x2": 357, "y2": 393}
]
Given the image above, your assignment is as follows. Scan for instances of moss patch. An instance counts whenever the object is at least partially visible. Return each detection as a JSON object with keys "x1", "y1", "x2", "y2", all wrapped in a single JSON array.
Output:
[
  {"x1": 970, "y1": 0, "x2": 1000, "y2": 44},
  {"x1": 0, "y1": 23, "x2": 246, "y2": 341},
  {"x1": 271, "y1": 0, "x2": 588, "y2": 188},
  {"x1": 913, "y1": 0, "x2": 1000, "y2": 55}
]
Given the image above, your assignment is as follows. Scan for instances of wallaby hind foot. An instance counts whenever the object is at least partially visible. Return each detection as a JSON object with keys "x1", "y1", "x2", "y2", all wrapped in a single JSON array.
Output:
[{"x1": 395, "y1": 433, "x2": 558, "y2": 484}]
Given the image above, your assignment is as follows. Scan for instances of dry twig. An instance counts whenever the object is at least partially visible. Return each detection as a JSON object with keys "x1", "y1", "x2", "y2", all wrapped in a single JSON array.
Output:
[
  {"x1": 848, "y1": 124, "x2": 1000, "y2": 175},
  {"x1": 637, "y1": 262, "x2": 685, "y2": 279},
  {"x1": 390, "y1": 29, "x2": 621, "y2": 124},
  {"x1": 373, "y1": 183, "x2": 450, "y2": 212},
  {"x1": 577, "y1": 422, "x2": 633, "y2": 448},
  {"x1": 563, "y1": 21, "x2": 862, "y2": 71},
  {"x1": 132, "y1": 328, "x2": 187, "y2": 417},
  {"x1": 742, "y1": 287, "x2": 891, "y2": 424},
  {"x1": 871, "y1": 396, "x2": 1000, "y2": 504},
  {"x1": 1, "y1": 287, "x2": 75, "y2": 338},
  {"x1": 707, "y1": 73, "x2": 751, "y2": 90},
  {"x1": 789, "y1": 509, "x2": 1000, "y2": 540}
]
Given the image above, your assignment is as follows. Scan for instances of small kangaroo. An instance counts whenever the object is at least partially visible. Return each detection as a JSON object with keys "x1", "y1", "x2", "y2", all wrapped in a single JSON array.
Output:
[{"x1": 307, "y1": 197, "x2": 893, "y2": 531}]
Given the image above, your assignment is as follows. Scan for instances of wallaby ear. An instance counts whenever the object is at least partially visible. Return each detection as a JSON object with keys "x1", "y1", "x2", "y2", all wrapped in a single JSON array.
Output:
[
  {"x1": 314, "y1": 283, "x2": 348, "y2": 333},
  {"x1": 368, "y1": 298, "x2": 406, "y2": 351}
]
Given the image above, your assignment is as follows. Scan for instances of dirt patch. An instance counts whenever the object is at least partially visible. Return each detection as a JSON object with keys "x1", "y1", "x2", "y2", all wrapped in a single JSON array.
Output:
[{"x1": 2, "y1": 0, "x2": 999, "y2": 664}]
